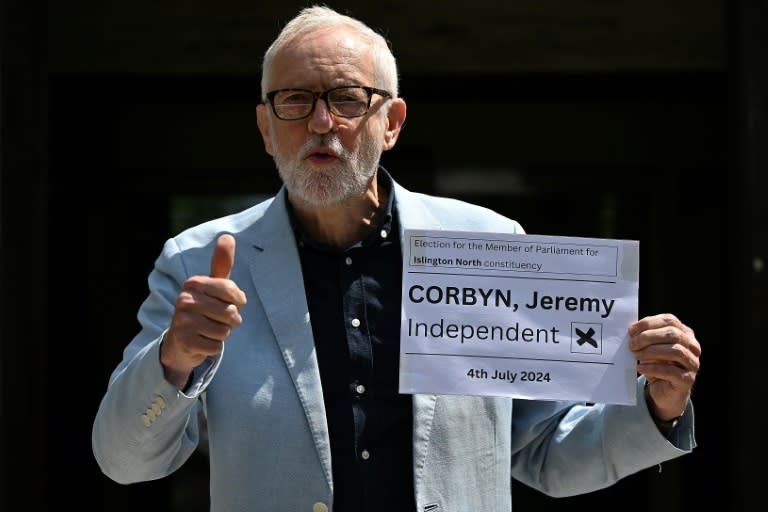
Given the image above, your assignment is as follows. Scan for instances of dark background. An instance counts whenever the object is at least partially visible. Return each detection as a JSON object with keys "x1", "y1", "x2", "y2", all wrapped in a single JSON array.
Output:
[{"x1": 2, "y1": 0, "x2": 765, "y2": 510}]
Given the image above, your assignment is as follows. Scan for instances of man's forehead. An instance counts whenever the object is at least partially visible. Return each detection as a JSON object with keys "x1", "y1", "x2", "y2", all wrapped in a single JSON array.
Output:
[
  {"x1": 270, "y1": 29, "x2": 374, "y2": 86},
  {"x1": 282, "y1": 27, "x2": 370, "y2": 60}
]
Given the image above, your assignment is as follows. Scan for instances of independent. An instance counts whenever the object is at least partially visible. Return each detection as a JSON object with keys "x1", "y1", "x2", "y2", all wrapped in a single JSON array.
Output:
[{"x1": 407, "y1": 317, "x2": 561, "y2": 344}]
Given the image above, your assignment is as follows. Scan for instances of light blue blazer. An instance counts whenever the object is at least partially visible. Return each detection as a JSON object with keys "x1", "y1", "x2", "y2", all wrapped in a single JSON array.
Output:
[{"x1": 92, "y1": 179, "x2": 696, "y2": 512}]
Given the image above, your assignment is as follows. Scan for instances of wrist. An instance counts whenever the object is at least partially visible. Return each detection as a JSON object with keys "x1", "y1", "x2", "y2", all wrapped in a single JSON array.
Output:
[
  {"x1": 163, "y1": 367, "x2": 193, "y2": 390},
  {"x1": 644, "y1": 382, "x2": 684, "y2": 433}
]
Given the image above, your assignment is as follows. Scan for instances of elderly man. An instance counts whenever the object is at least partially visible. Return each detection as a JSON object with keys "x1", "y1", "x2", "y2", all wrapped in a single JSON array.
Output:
[{"x1": 93, "y1": 5, "x2": 700, "y2": 512}]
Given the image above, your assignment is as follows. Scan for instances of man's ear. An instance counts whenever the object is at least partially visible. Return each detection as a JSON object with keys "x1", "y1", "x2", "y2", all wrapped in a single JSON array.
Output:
[
  {"x1": 382, "y1": 98, "x2": 407, "y2": 151},
  {"x1": 256, "y1": 104, "x2": 274, "y2": 156}
]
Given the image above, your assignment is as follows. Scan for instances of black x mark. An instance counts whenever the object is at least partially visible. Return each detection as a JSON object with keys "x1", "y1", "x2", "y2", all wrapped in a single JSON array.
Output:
[{"x1": 575, "y1": 327, "x2": 598, "y2": 348}]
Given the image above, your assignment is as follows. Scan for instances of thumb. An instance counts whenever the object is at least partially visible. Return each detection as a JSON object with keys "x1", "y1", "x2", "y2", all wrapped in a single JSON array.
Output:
[{"x1": 210, "y1": 233, "x2": 236, "y2": 279}]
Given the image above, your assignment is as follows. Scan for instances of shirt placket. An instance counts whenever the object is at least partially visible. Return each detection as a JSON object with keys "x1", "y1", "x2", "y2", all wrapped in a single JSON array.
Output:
[{"x1": 340, "y1": 247, "x2": 375, "y2": 470}]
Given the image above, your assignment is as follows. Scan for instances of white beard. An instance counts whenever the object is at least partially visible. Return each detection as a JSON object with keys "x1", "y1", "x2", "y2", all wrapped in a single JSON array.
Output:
[{"x1": 272, "y1": 130, "x2": 383, "y2": 207}]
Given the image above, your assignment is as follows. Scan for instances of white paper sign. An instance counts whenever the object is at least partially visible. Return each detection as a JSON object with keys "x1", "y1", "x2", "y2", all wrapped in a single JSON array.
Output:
[{"x1": 399, "y1": 229, "x2": 639, "y2": 405}]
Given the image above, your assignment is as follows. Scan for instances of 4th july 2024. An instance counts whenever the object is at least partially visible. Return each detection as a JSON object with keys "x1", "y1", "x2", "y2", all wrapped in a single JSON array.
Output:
[{"x1": 465, "y1": 368, "x2": 551, "y2": 383}]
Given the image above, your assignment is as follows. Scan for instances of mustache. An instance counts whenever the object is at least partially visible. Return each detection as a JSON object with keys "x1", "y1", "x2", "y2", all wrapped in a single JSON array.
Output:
[{"x1": 298, "y1": 134, "x2": 349, "y2": 160}]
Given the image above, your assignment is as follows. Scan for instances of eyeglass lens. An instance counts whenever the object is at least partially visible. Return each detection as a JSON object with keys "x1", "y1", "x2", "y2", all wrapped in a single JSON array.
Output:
[{"x1": 272, "y1": 87, "x2": 372, "y2": 120}]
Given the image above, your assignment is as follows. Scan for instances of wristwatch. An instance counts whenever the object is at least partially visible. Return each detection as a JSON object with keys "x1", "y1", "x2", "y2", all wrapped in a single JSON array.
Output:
[
  {"x1": 645, "y1": 383, "x2": 682, "y2": 432},
  {"x1": 652, "y1": 414, "x2": 681, "y2": 432}
]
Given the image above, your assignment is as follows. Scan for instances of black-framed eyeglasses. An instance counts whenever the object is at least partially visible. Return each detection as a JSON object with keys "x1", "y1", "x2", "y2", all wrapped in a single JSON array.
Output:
[{"x1": 264, "y1": 85, "x2": 392, "y2": 121}]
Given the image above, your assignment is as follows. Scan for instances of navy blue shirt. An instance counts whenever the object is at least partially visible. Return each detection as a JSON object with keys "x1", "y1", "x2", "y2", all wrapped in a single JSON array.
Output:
[{"x1": 289, "y1": 169, "x2": 416, "y2": 512}]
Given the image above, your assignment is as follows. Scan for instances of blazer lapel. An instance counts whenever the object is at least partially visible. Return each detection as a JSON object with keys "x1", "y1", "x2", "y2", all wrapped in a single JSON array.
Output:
[
  {"x1": 394, "y1": 182, "x2": 442, "y2": 490},
  {"x1": 240, "y1": 180, "x2": 445, "y2": 493},
  {"x1": 245, "y1": 189, "x2": 333, "y2": 490},
  {"x1": 393, "y1": 181, "x2": 443, "y2": 236}
]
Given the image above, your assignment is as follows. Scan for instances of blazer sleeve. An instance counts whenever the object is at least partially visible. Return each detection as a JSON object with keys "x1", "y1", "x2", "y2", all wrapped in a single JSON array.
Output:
[
  {"x1": 91, "y1": 236, "x2": 212, "y2": 484},
  {"x1": 508, "y1": 377, "x2": 695, "y2": 497}
]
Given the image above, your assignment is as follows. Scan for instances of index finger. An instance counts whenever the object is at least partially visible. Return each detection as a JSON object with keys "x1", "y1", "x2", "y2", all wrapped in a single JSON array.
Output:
[{"x1": 628, "y1": 313, "x2": 691, "y2": 337}]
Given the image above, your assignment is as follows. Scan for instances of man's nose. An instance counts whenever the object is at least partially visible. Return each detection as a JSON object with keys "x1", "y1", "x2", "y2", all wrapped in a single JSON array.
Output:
[{"x1": 307, "y1": 98, "x2": 334, "y2": 133}]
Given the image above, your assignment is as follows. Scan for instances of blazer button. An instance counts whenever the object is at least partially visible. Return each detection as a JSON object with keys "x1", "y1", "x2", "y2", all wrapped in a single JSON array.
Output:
[{"x1": 312, "y1": 502, "x2": 329, "y2": 512}]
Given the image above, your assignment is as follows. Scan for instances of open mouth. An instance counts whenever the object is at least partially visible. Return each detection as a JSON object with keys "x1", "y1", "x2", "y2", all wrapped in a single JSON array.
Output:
[{"x1": 305, "y1": 146, "x2": 340, "y2": 165}]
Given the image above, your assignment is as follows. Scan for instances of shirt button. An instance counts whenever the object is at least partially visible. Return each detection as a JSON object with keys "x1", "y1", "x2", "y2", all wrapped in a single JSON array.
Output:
[
  {"x1": 361, "y1": 449, "x2": 371, "y2": 460},
  {"x1": 312, "y1": 502, "x2": 329, "y2": 512},
  {"x1": 380, "y1": 229, "x2": 388, "y2": 239},
  {"x1": 351, "y1": 318, "x2": 361, "y2": 328},
  {"x1": 355, "y1": 384, "x2": 366, "y2": 395},
  {"x1": 345, "y1": 256, "x2": 352, "y2": 266}
]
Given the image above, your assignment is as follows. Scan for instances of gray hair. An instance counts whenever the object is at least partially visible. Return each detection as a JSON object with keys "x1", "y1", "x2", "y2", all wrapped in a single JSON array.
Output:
[{"x1": 260, "y1": 5, "x2": 399, "y2": 100}]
